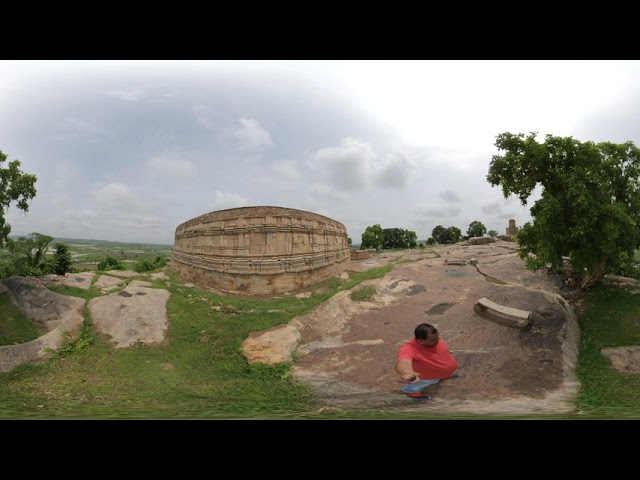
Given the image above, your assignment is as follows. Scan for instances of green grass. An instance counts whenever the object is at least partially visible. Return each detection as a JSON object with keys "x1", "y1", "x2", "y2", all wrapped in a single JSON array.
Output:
[
  {"x1": 0, "y1": 293, "x2": 45, "y2": 345},
  {"x1": 351, "y1": 285, "x2": 376, "y2": 301},
  {"x1": 47, "y1": 284, "x2": 104, "y2": 301},
  {"x1": 2, "y1": 257, "x2": 640, "y2": 419},
  {"x1": 0, "y1": 265, "x2": 393, "y2": 419},
  {"x1": 574, "y1": 283, "x2": 640, "y2": 418}
]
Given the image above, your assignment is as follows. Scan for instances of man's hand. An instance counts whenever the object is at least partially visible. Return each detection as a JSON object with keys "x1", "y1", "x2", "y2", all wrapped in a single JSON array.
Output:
[{"x1": 402, "y1": 373, "x2": 419, "y2": 382}]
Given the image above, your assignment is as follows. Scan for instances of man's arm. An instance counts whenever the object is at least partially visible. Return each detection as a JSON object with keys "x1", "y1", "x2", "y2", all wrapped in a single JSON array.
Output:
[{"x1": 395, "y1": 358, "x2": 418, "y2": 382}]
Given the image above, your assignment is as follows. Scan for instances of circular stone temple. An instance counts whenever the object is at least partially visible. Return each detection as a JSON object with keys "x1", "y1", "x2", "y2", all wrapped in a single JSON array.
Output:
[{"x1": 170, "y1": 206, "x2": 352, "y2": 295}]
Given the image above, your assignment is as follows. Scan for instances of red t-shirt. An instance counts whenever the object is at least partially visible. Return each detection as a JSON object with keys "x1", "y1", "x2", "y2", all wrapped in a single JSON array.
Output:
[{"x1": 397, "y1": 338, "x2": 458, "y2": 380}]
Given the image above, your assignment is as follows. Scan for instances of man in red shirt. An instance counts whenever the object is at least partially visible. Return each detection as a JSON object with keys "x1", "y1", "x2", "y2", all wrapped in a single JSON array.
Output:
[{"x1": 395, "y1": 323, "x2": 459, "y2": 399}]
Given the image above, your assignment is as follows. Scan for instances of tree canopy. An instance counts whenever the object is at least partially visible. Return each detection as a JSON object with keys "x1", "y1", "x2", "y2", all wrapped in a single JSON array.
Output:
[
  {"x1": 361, "y1": 224, "x2": 384, "y2": 249},
  {"x1": 361, "y1": 224, "x2": 417, "y2": 250},
  {"x1": 382, "y1": 227, "x2": 417, "y2": 249},
  {"x1": 487, "y1": 132, "x2": 640, "y2": 289},
  {"x1": 0, "y1": 149, "x2": 37, "y2": 247},
  {"x1": 466, "y1": 220, "x2": 487, "y2": 238},
  {"x1": 431, "y1": 225, "x2": 462, "y2": 244}
]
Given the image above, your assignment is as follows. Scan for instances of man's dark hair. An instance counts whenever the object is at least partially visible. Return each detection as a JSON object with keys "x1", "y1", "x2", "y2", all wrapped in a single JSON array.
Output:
[{"x1": 414, "y1": 323, "x2": 438, "y2": 340}]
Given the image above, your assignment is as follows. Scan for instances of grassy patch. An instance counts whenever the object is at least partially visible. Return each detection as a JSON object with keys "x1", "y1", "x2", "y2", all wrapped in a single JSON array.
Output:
[
  {"x1": 351, "y1": 285, "x2": 376, "y2": 301},
  {"x1": 45, "y1": 310, "x2": 96, "y2": 360},
  {"x1": 47, "y1": 284, "x2": 104, "y2": 301},
  {"x1": 0, "y1": 293, "x2": 45, "y2": 345},
  {"x1": 575, "y1": 283, "x2": 640, "y2": 418},
  {"x1": 4, "y1": 255, "x2": 640, "y2": 419},
  {"x1": 0, "y1": 265, "x2": 396, "y2": 419}
]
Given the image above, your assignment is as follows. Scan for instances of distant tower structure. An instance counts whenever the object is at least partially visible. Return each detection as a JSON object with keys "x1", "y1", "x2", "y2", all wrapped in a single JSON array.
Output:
[{"x1": 506, "y1": 219, "x2": 519, "y2": 236}]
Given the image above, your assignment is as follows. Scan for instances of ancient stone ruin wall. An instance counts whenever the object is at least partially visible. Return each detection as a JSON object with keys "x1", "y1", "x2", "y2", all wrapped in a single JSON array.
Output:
[
  {"x1": 170, "y1": 206, "x2": 351, "y2": 295},
  {"x1": 351, "y1": 249, "x2": 376, "y2": 260}
]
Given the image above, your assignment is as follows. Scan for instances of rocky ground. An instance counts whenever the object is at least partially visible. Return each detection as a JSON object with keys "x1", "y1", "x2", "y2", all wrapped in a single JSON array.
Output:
[
  {"x1": 242, "y1": 241, "x2": 638, "y2": 416},
  {"x1": 2, "y1": 240, "x2": 640, "y2": 417}
]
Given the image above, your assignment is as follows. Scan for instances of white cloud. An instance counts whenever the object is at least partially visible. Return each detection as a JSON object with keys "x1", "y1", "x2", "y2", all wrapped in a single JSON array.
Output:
[
  {"x1": 3, "y1": 60, "x2": 640, "y2": 245},
  {"x1": 147, "y1": 155, "x2": 196, "y2": 178},
  {"x1": 91, "y1": 183, "x2": 160, "y2": 214},
  {"x1": 93, "y1": 183, "x2": 135, "y2": 209},
  {"x1": 415, "y1": 204, "x2": 462, "y2": 219},
  {"x1": 233, "y1": 118, "x2": 273, "y2": 151},
  {"x1": 481, "y1": 202, "x2": 503, "y2": 215},
  {"x1": 193, "y1": 104, "x2": 218, "y2": 130},
  {"x1": 306, "y1": 137, "x2": 375, "y2": 191},
  {"x1": 440, "y1": 190, "x2": 461, "y2": 202},
  {"x1": 209, "y1": 191, "x2": 251, "y2": 211},
  {"x1": 54, "y1": 117, "x2": 111, "y2": 141},
  {"x1": 308, "y1": 183, "x2": 350, "y2": 202},
  {"x1": 271, "y1": 160, "x2": 300, "y2": 180},
  {"x1": 63, "y1": 209, "x2": 97, "y2": 219},
  {"x1": 106, "y1": 89, "x2": 145, "y2": 101},
  {"x1": 374, "y1": 153, "x2": 415, "y2": 189},
  {"x1": 105, "y1": 87, "x2": 175, "y2": 103}
]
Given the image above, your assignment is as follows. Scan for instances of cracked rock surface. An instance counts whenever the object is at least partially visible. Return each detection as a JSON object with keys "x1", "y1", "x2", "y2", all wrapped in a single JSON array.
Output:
[{"x1": 243, "y1": 241, "x2": 583, "y2": 416}]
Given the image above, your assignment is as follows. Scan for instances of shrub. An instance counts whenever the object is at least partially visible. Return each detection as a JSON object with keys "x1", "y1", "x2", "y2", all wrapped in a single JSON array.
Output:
[
  {"x1": 351, "y1": 286, "x2": 376, "y2": 301},
  {"x1": 97, "y1": 256, "x2": 124, "y2": 271},
  {"x1": 50, "y1": 243, "x2": 72, "y2": 275},
  {"x1": 133, "y1": 255, "x2": 169, "y2": 273}
]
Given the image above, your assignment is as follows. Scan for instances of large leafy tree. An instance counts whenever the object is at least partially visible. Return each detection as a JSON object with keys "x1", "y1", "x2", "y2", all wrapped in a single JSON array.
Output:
[
  {"x1": 0, "y1": 149, "x2": 37, "y2": 247},
  {"x1": 431, "y1": 225, "x2": 462, "y2": 244},
  {"x1": 487, "y1": 132, "x2": 640, "y2": 289},
  {"x1": 7, "y1": 232, "x2": 53, "y2": 275},
  {"x1": 402, "y1": 229, "x2": 418, "y2": 248},
  {"x1": 361, "y1": 224, "x2": 384, "y2": 249},
  {"x1": 466, "y1": 220, "x2": 487, "y2": 238},
  {"x1": 381, "y1": 228, "x2": 418, "y2": 249},
  {"x1": 382, "y1": 228, "x2": 403, "y2": 249}
]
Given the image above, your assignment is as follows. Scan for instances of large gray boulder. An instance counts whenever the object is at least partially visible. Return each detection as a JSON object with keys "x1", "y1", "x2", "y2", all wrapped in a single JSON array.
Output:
[{"x1": 0, "y1": 277, "x2": 85, "y2": 373}]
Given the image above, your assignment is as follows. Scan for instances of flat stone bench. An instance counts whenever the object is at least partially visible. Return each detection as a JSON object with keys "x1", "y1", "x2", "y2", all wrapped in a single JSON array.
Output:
[
  {"x1": 473, "y1": 297, "x2": 532, "y2": 328},
  {"x1": 444, "y1": 258, "x2": 466, "y2": 265}
]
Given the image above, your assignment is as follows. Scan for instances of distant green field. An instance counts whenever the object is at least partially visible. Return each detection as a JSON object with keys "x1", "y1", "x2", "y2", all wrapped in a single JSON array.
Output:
[{"x1": 50, "y1": 238, "x2": 173, "y2": 272}]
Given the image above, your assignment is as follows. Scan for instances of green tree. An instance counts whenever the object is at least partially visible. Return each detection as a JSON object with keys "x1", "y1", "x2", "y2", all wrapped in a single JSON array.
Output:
[
  {"x1": 7, "y1": 232, "x2": 53, "y2": 275},
  {"x1": 431, "y1": 225, "x2": 447, "y2": 244},
  {"x1": 487, "y1": 230, "x2": 499, "y2": 237},
  {"x1": 50, "y1": 242, "x2": 72, "y2": 275},
  {"x1": 431, "y1": 225, "x2": 462, "y2": 244},
  {"x1": 402, "y1": 229, "x2": 418, "y2": 248},
  {"x1": 97, "y1": 256, "x2": 124, "y2": 271},
  {"x1": 361, "y1": 224, "x2": 384, "y2": 250},
  {"x1": 487, "y1": 132, "x2": 640, "y2": 289},
  {"x1": 445, "y1": 226, "x2": 462, "y2": 244},
  {"x1": 133, "y1": 255, "x2": 168, "y2": 273},
  {"x1": 382, "y1": 228, "x2": 417, "y2": 249},
  {"x1": 467, "y1": 220, "x2": 487, "y2": 238},
  {"x1": 0, "y1": 149, "x2": 37, "y2": 247},
  {"x1": 382, "y1": 228, "x2": 403, "y2": 249}
]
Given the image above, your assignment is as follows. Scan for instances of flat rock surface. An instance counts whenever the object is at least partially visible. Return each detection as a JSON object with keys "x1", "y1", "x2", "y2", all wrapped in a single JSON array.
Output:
[
  {"x1": 88, "y1": 282, "x2": 170, "y2": 348},
  {"x1": 0, "y1": 277, "x2": 85, "y2": 373},
  {"x1": 2, "y1": 272, "x2": 172, "y2": 373},
  {"x1": 247, "y1": 241, "x2": 583, "y2": 416},
  {"x1": 43, "y1": 272, "x2": 94, "y2": 290},
  {"x1": 601, "y1": 346, "x2": 640, "y2": 374}
]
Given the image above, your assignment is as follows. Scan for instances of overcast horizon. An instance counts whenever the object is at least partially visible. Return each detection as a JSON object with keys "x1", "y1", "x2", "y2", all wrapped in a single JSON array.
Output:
[{"x1": 2, "y1": 60, "x2": 639, "y2": 246}]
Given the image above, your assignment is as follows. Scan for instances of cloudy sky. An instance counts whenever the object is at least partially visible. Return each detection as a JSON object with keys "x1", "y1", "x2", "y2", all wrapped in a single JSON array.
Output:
[{"x1": 1, "y1": 60, "x2": 639, "y2": 245}]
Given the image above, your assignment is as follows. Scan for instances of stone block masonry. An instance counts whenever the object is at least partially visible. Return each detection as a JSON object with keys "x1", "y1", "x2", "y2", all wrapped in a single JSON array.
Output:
[{"x1": 170, "y1": 206, "x2": 351, "y2": 295}]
